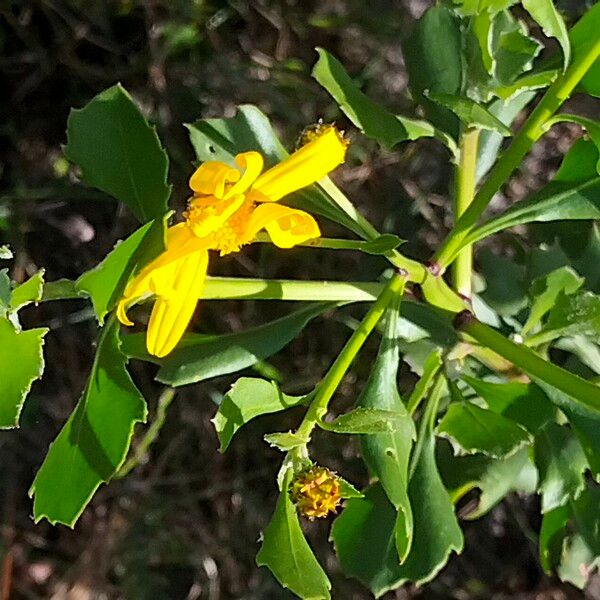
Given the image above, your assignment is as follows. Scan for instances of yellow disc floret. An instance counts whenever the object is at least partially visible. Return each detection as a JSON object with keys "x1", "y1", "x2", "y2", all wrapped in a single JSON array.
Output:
[{"x1": 290, "y1": 465, "x2": 342, "y2": 520}]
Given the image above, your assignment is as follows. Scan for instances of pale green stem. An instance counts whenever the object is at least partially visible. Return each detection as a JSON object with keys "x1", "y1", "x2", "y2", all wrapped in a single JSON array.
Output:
[
  {"x1": 457, "y1": 313, "x2": 600, "y2": 413},
  {"x1": 202, "y1": 276, "x2": 383, "y2": 302},
  {"x1": 320, "y1": 175, "x2": 466, "y2": 311},
  {"x1": 117, "y1": 387, "x2": 177, "y2": 478},
  {"x1": 408, "y1": 373, "x2": 445, "y2": 480},
  {"x1": 452, "y1": 128, "x2": 480, "y2": 299},
  {"x1": 434, "y1": 36, "x2": 600, "y2": 270},
  {"x1": 294, "y1": 271, "x2": 407, "y2": 441}
]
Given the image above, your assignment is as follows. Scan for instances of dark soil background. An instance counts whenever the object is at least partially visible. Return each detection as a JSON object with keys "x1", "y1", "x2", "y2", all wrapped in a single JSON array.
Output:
[{"x1": 0, "y1": 1, "x2": 598, "y2": 598}]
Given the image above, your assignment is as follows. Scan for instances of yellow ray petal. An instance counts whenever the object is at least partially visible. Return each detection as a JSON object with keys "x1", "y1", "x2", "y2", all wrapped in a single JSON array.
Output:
[
  {"x1": 117, "y1": 223, "x2": 208, "y2": 327},
  {"x1": 251, "y1": 126, "x2": 347, "y2": 202},
  {"x1": 189, "y1": 161, "x2": 240, "y2": 198},
  {"x1": 146, "y1": 249, "x2": 209, "y2": 357},
  {"x1": 245, "y1": 204, "x2": 320, "y2": 248},
  {"x1": 224, "y1": 151, "x2": 264, "y2": 199}
]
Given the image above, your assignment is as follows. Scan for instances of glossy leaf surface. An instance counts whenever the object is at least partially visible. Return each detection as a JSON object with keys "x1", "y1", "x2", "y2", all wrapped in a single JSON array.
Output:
[
  {"x1": 65, "y1": 84, "x2": 171, "y2": 222},
  {"x1": 31, "y1": 321, "x2": 147, "y2": 526}
]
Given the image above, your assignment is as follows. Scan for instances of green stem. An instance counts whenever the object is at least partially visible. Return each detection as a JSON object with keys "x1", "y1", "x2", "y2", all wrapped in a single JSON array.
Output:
[
  {"x1": 408, "y1": 373, "x2": 445, "y2": 480},
  {"x1": 255, "y1": 233, "x2": 395, "y2": 253},
  {"x1": 117, "y1": 387, "x2": 177, "y2": 478},
  {"x1": 434, "y1": 36, "x2": 600, "y2": 270},
  {"x1": 452, "y1": 128, "x2": 480, "y2": 299},
  {"x1": 320, "y1": 173, "x2": 466, "y2": 312},
  {"x1": 319, "y1": 177, "x2": 427, "y2": 282},
  {"x1": 295, "y1": 271, "x2": 408, "y2": 441},
  {"x1": 457, "y1": 314, "x2": 600, "y2": 413},
  {"x1": 202, "y1": 276, "x2": 384, "y2": 302}
]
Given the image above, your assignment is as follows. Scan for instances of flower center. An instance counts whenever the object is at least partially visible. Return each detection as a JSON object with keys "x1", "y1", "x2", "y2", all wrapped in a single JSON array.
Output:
[
  {"x1": 184, "y1": 196, "x2": 255, "y2": 256},
  {"x1": 290, "y1": 465, "x2": 341, "y2": 520}
]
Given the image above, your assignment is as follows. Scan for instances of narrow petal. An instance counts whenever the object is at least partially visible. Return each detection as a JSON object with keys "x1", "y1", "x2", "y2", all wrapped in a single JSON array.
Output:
[
  {"x1": 189, "y1": 161, "x2": 240, "y2": 198},
  {"x1": 117, "y1": 224, "x2": 207, "y2": 326},
  {"x1": 224, "y1": 151, "x2": 263, "y2": 199},
  {"x1": 245, "y1": 204, "x2": 320, "y2": 248},
  {"x1": 146, "y1": 249, "x2": 209, "y2": 357},
  {"x1": 251, "y1": 126, "x2": 347, "y2": 202}
]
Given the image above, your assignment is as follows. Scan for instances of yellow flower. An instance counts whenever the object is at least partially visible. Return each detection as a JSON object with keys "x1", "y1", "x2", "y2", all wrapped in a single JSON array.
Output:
[
  {"x1": 117, "y1": 125, "x2": 348, "y2": 357},
  {"x1": 290, "y1": 465, "x2": 342, "y2": 520}
]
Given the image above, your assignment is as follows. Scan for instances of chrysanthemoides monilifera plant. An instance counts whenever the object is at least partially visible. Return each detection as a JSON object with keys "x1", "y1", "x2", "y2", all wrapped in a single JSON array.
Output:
[{"x1": 2, "y1": 1, "x2": 600, "y2": 598}]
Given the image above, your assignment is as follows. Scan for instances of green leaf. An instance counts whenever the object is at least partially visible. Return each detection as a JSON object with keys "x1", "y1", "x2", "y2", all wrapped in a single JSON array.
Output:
[
  {"x1": 463, "y1": 10, "x2": 543, "y2": 102},
  {"x1": 554, "y1": 138, "x2": 599, "y2": 184},
  {"x1": 122, "y1": 303, "x2": 332, "y2": 386},
  {"x1": 450, "y1": 0, "x2": 518, "y2": 17},
  {"x1": 476, "y1": 91, "x2": 537, "y2": 182},
  {"x1": 30, "y1": 320, "x2": 147, "y2": 526},
  {"x1": 42, "y1": 278, "x2": 86, "y2": 302},
  {"x1": 473, "y1": 12, "x2": 494, "y2": 73},
  {"x1": 464, "y1": 177, "x2": 600, "y2": 250},
  {"x1": 0, "y1": 269, "x2": 11, "y2": 309},
  {"x1": 522, "y1": 266, "x2": 584, "y2": 336},
  {"x1": 461, "y1": 319, "x2": 600, "y2": 418},
  {"x1": 547, "y1": 114, "x2": 600, "y2": 173},
  {"x1": 479, "y1": 248, "x2": 528, "y2": 317},
  {"x1": 533, "y1": 423, "x2": 587, "y2": 513},
  {"x1": 0, "y1": 245, "x2": 12, "y2": 259},
  {"x1": 312, "y1": 49, "x2": 457, "y2": 155},
  {"x1": 64, "y1": 84, "x2": 171, "y2": 222},
  {"x1": 557, "y1": 486, "x2": 600, "y2": 588},
  {"x1": 256, "y1": 474, "x2": 331, "y2": 600},
  {"x1": 491, "y1": 12, "x2": 543, "y2": 86},
  {"x1": 539, "y1": 505, "x2": 570, "y2": 572},
  {"x1": 359, "y1": 234, "x2": 403, "y2": 255},
  {"x1": 462, "y1": 376, "x2": 554, "y2": 433},
  {"x1": 185, "y1": 104, "x2": 365, "y2": 238},
  {"x1": 427, "y1": 93, "x2": 512, "y2": 135},
  {"x1": 76, "y1": 217, "x2": 166, "y2": 325},
  {"x1": 0, "y1": 318, "x2": 48, "y2": 428},
  {"x1": 437, "y1": 400, "x2": 531, "y2": 458},
  {"x1": 555, "y1": 335, "x2": 600, "y2": 376},
  {"x1": 331, "y1": 484, "x2": 403, "y2": 598},
  {"x1": 333, "y1": 433, "x2": 464, "y2": 593},
  {"x1": 569, "y1": 1, "x2": 600, "y2": 98},
  {"x1": 264, "y1": 431, "x2": 309, "y2": 451},
  {"x1": 558, "y1": 531, "x2": 599, "y2": 588},
  {"x1": 438, "y1": 443, "x2": 537, "y2": 519},
  {"x1": 402, "y1": 4, "x2": 463, "y2": 133},
  {"x1": 536, "y1": 380, "x2": 600, "y2": 480},
  {"x1": 358, "y1": 300, "x2": 416, "y2": 562},
  {"x1": 397, "y1": 431, "x2": 464, "y2": 584},
  {"x1": 405, "y1": 349, "x2": 443, "y2": 413},
  {"x1": 494, "y1": 69, "x2": 559, "y2": 101},
  {"x1": 530, "y1": 290, "x2": 600, "y2": 345},
  {"x1": 522, "y1": 0, "x2": 570, "y2": 69},
  {"x1": 338, "y1": 478, "x2": 363, "y2": 499},
  {"x1": 9, "y1": 269, "x2": 44, "y2": 312},
  {"x1": 320, "y1": 408, "x2": 411, "y2": 434},
  {"x1": 212, "y1": 378, "x2": 305, "y2": 452}
]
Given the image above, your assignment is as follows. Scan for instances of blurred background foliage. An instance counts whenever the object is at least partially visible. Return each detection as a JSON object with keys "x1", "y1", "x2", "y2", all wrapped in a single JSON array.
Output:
[{"x1": 0, "y1": 0, "x2": 599, "y2": 598}]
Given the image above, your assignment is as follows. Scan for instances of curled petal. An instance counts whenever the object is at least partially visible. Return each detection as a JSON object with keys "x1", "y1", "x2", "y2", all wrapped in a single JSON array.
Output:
[
  {"x1": 224, "y1": 151, "x2": 264, "y2": 198},
  {"x1": 245, "y1": 204, "x2": 320, "y2": 248},
  {"x1": 117, "y1": 224, "x2": 208, "y2": 327},
  {"x1": 189, "y1": 161, "x2": 240, "y2": 198},
  {"x1": 146, "y1": 249, "x2": 209, "y2": 357},
  {"x1": 251, "y1": 126, "x2": 347, "y2": 202}
]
